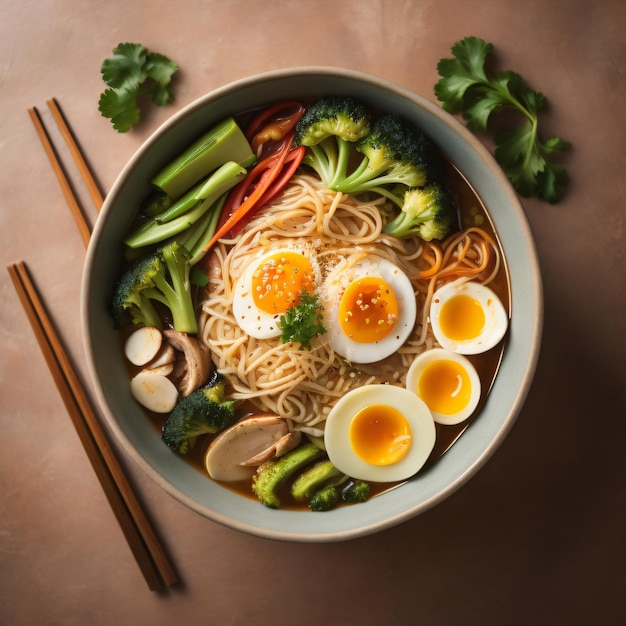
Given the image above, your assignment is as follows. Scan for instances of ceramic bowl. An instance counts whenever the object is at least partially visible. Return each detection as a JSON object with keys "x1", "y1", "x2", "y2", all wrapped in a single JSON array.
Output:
[{"x1": 81, "y1": 67, "x2": 542, "y2": 542}]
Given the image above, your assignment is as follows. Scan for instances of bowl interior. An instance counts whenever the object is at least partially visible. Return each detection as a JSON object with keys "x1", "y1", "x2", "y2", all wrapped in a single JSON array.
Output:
[{"x1": 81, "y1": 67, "x2": 542, "y2": 542}]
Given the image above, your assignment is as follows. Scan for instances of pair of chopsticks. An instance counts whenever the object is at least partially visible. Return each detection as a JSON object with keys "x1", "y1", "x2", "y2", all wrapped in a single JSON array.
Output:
[
  {"x1": 28, "y1": 99, "x2": 103, "y2": 247},
  {"x1": 7, "y1": 99, "x2": 178, "y2": 591}
]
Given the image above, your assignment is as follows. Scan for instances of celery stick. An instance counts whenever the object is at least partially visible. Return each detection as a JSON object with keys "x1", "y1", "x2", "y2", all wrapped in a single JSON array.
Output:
[
  {"x1": 155, "y1": 161, "x2": 246, "y2": 224},
  {"x1": 178, "y1": 194, "x2": 226, "y2": 265},
  {"x1": 126, "y1": 162, "x2": 247, "y2": 248},
  {"x1": 151, "y1": 117, "x2": 256, "y2": 200}
]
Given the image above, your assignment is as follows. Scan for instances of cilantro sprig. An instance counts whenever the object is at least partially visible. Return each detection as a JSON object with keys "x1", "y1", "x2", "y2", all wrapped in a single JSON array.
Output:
[
  {"x1": 435, "y1": 36, "x2": 570, "y2": 203},
  {"x1": 278, "y1": 292, "x2": 326, "y2": 350},
  {"x1": 98, "y1": 43, "x2": 178, "y2": 133}
]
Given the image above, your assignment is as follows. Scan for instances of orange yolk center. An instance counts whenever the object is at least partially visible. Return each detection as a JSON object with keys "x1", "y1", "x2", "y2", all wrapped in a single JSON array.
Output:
[
  {"x1": 417, "y1": 359, "x2": 473, "y2": 415},
  {"x1": 338, "y1": 276, "x2": 399, "y2": 343},
  {"x1": 251, "y1": 251, "x2": 315, "y2": 315},
  {"x1": 349, "y1": 404, "x2": 412, "y2": 466},
  {"x1": 439, "y1": 294, "x2": 485, "y2": 341}
]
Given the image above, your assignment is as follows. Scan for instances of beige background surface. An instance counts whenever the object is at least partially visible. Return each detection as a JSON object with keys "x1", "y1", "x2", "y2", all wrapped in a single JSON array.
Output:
[{"x1": 1, "y1": 1, "x2": 624, "y2": 624}]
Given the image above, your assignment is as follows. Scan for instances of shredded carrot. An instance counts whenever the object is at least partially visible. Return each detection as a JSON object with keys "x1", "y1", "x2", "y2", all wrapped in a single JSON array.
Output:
[{"x1": 417, "y1": 241, "x2": 443, "y2": 279}]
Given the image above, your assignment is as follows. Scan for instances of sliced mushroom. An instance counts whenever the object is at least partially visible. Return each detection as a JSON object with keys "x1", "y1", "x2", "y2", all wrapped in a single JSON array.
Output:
[
  {"x1": 136, "y1": 342, "x2": 177, "y2": 377},
  {"x1": 143, "y1": 362, "x2": 175, "y2": 377},
  {"x1": 124, "y1": 326, "x2": 162, "y2": 366},
  {"x1": 146, "y1": 342, "x2": 177, "y2": 369},
  {"x1": 130, "y1": 371, "x2": 179, "y2": 413},
  {"x1": 163, "y1": 329, "x2": 212, "y2": 397},
  {"x1": 205, "y1": 414, "x2": 299, "y2": 482}
]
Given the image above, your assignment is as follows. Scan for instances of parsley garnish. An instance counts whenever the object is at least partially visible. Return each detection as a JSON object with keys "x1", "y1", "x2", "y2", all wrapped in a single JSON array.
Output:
[
  {"x1": 278, "y1": 292, "x2": 326, "y2": 350},
  {"x1": 435, "y1": 36, "x2": 570, "y2": 203},
  {"x1": 98, "y1": 43, "x2": 178, "y2": 133}
]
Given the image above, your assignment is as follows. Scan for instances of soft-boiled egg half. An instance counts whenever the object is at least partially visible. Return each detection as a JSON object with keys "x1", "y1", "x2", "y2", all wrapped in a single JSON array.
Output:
[
  {"x1": 233, "y1": 247, "x2": 319, "y2": 339},
  {"x1": 321, "y1": 256, "x2": 416, "y2": 363},
  {"x1": 406, "y1": 348, "x2": 481, "y2": 425},
  {"x1": 430, "y1": 280, "x2": 508, "y2": 355},
  {"x1": 324, "y1": 384, "x2": 436, "y2": 482}
]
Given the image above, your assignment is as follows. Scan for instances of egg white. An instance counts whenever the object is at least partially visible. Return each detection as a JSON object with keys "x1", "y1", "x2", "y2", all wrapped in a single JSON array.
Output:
[
  {"x1": 324, "y1": 384, "x2": 436, "y2": 483},
  {"x1": 232, "y1": 246, "x2": 320, "y2": 340},
  {"x1": 430, "y1": 280, "x2": 508, "y2": 355},
  {"x1": 406, "y1": 348, "x2": 481, "y2": 425},
  {"x1": 321, "y1": 256, "x2": 417, "y2": 364}
]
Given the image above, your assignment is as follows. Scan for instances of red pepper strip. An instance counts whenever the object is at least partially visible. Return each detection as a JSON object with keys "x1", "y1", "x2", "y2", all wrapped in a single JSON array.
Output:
[
  {"x1": 215, "y1": 151, "x2": 283, "y2": 234},
  {"x1": 253, "y1": 146, "x2": 306, "y2": 208},
  {"x1": 245, "y1": 101, "x2": 305, "y2": 141},
  {"x1": 247, "y1": 102, "x2": 306, "y2": 157},
  {"x1": 229, "y1": 145, "x2": 306, "y2": 237},
  {"x1": 203, "y1": 136, "x2": 294, "y2": 252}
]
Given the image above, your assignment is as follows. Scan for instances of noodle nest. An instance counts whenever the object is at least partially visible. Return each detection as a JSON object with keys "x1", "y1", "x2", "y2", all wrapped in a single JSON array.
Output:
[{"x1": 200, "y1": 173, "x2": 500, "y2": 437}]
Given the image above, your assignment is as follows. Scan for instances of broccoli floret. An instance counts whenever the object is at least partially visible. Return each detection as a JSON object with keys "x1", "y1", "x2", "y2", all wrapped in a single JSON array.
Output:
[
  {"x1": 333, "y1": 114, "x2": 444, "y2": 194},
  {"x1": 308, "y1": 484, "x2": 340, "y2": 512},
  {"x1": 341, "y1": 479, "x2": 370, "y2": 504},
  {"x1": 382, "y1": 183, "x2": 457, "y2": 241},
  {"x1": 111, "y1": 241, "x2": 198, "y2": 333},
  {"x1": 307, "y1": 477, "x2": 370, "y2": 511},
  {"x1": 290, "y1": 459, "x2": 345, "y2": 502},
  {"x1": 162, "y1": 380, "x2": 235, "y2": 454},
  {"x1": 252, "y1": 441, "x2": 324, "y2": 509},
  {"x1": 294, "y1": 96, "x2": 371, "y2": 188}
]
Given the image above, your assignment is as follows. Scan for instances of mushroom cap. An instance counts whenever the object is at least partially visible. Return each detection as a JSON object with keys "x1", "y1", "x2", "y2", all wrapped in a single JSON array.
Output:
[{"x1": 205, "y1": 414, "x2": 300, "y2": 482}]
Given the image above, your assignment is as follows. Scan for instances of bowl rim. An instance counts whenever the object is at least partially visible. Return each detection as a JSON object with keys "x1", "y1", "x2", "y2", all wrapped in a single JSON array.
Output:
[{"x1": 81, "y1": 66, "x2": 543, "y2": 542}]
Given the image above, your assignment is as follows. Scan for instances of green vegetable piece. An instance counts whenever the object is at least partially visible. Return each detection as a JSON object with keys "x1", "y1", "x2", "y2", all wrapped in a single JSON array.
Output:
[
  {"x1": 308, "y1": 484, "x2": 340, "y2": 512},
  {"x1": 434, "y1": 36, "x2": 570, "y2": 203},
  {"x1": 252, "y1": 442, "x2": 324, "y2": 509},
  {"x1": 162, "y1": 380, "x2": 235, "y2": 455},
  {"x1": 151, "y1": 117, "x2": 256, "y2": 201},
  {"x1": 382, "y1": 182, "x2": 456, "y2": 241},
  {"x1": 334, "y1": 114, "x2": 444, "y2": 194},
  {"x1": 341, "y1": 480, "x2": 370, "y2": 504},
  {"x1": 124, "y1": 161, "x2": 247, "y2": 249},
  {"x1": 294, "y1": 96, "x2": 372, "y2": 189},
  {"x1": 290, "y1": 460, "x2": 344, "y2": 502},
  {"x1": 176, "y1": 193, "x2": 226, "y2": 266},
  {"x1": 277, "y1": 291, "x2": 326, "y2": 349},
  {"x1": 155, "y1": 160, "x2": 247, "y2": 224},
  {"x1": 111, "y1": 241, "x2": 197, "y2": 333},
  {"x1": 98, "y1": 43, "x2": 177, "y2": 133},
  {"x1": 141, "y1": 190, "x2": 172, "y2": 217}
]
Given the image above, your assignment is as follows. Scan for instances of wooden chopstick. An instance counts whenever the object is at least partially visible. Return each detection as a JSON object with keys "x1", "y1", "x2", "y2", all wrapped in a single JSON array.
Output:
[
  {"x1": 7, "y1": 261, "x2": 178, "y2": 591},
  {"x1": 28, "y1": 106, "x2": 92, "y2": 248},
  {"x1": 45, "y1": 98, "x2": 105, "y2": 212}
]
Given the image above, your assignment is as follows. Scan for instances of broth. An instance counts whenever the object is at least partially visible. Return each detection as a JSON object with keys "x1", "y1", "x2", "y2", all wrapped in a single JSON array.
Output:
[{"x1": 129, "y1": 157, "x2": 510, "y2": 510}]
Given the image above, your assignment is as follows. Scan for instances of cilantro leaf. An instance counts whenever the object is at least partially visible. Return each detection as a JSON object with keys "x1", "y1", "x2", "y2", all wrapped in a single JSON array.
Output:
[
  {"x1": 278, "y1": 292, "x2": 326, "y2": 350},
  {"x1": 101, "y1": 43, "x2": 148, "y2": 91},
  {"x1": 144, "y1": 53, "x2": 178, "y2": 105},
  {"x1": 98, "y1": 88, "x2": 141, "y2": 133},
  {"x1": 98, "y1": 43, "x2": 178, "y2": 132},
  {"x1": 435, "y1": 36, "x2": 570, "y2": 203}
]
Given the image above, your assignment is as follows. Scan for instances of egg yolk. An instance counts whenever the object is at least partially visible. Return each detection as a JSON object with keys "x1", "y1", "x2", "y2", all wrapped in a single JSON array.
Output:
[
  {"x1": 417, "y1": 359, "x2": 473, "y2": 416},
  {"x1": 438, "y1": 294, "x2": 485, "y2": 341},
  {"x1": 338, "y1": 276, "x2": 399, "y2": 343},
  {"x1": 349, "y1": 404, "x2": 412, "y2": 466},
  {"x1": 251, "y1": 252, "x2": 315, "y2": 314}
]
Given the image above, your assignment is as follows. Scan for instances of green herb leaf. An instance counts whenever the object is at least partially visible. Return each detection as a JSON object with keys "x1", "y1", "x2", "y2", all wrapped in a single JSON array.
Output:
[
  {"x1": 435, "y1": 36, "x2": 570, "y2": 203},
  {"x1": 190, "y1": 268, "x2": 209, "y2": 287},
  {"x1": 98, "y1": 43, "x2": 178, "y2": 132},
  {"x1": 278, "y1": 292, "x2": 326, "y2": 350}
]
